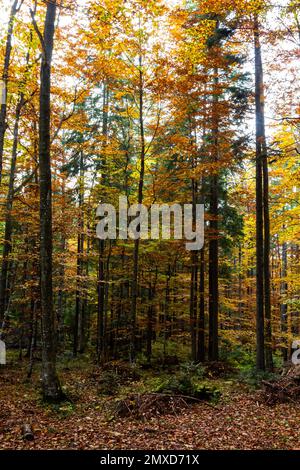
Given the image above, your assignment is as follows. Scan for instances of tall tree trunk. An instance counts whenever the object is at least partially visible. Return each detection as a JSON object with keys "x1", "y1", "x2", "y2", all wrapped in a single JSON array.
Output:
[
  {"x1": 74, "y1": 151, "x2": 84, "y2": 356},
  {"x1": 146, "y1": 268, "x2": 157, "y2": 363},
  {"x1": 190, "y1": 252, "x2": 198, "y2": 362},
  {"x1": 0, "y1": 24, "x2": 34, "y2": 321},
  {"x1": 197, "y1": 247, "x2": 205, "y2": 362},
  {"x1": 256, "y1": 19, "x2": 273, "y2": 371},
  {"x1": 129, "y1": 53, "x2": 145, "y2": 363},
  {"x1": 281, "y1": 241, "x2": 288, "y2": 361},
  {"x1": 97, "y1": 239, "x2": 105, "y2": 362},
  {"x1": 27, "y1": 300, "x2": 38, "y2": 378},
  {"x1": 56, "y1": 146, "x2": 67, "y2": 348},
  {"x1": 254, "y1": 15, "x2": 265, "y2": 371},
  {"x1": 103, "y1": 241, "x2": 112, "y2": 362},
  {"x1": 0, "y1": 98, "x2": 22, "y2": 320},
  {"x1": 263, "y1": 145, "x2": 273, "y2": 371},
  {"x1": 163, "y1": 266, "x2": 171, "y2": 364},
  {"x1": 38, "y1": 0, "x2": 62, "y2": 401},
  {"x1": 0, "y1": 0, "x2": 21, "y2": 183},
  {"x1": 97, "y1": 81, "x2": 109, "y2": 363},
  {"x1": 208, "y1": 67, "x2": 219, "y2": 362},
  {"x1": 190, "y1": 180, "x2": 198, "y2": 361}
]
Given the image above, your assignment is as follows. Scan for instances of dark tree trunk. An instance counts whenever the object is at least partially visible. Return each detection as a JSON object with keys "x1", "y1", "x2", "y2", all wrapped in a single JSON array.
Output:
[
  {"x1": 263, "y1": 145, "x2": 273, "y2": 371},
  {"x1": 38, "y1": 0, "x2": 62, "y2": 401},
  {"x1": 255, "y1": 17, "x2": 273, "y2": 371},
  {"x1": 281, "y1": 241, "x2": 288, "y2": 361},
  {"x1": 97, "y1": 239, "x2": 105, "y2": 363},
  {"x1": 57, "y1": 237, "x2": 66, "y2": 348},
  {"x1": 130, "y1": 55, "x2": 145, "y2": 363},
  {"x1": 27, "y1": 300, "x2": 38, "y2": 378},
  {"x1": 0, "y1": 19, "x2": 34, "y2": 321},
  {"x1": 103, "y1": 241, "x2": 112, "y2": 362},
  {"x1": 74, "y1": 151, "x2": 84, "y2": 356},
  {"x1": 197, "y1": 247, "x2": 205, "y2": 362},
  {"x1": 190, "y1": 254, "x2": 198, "y2": 362},
  {"x1": 0, "y1": 98, "x2": 22, "y2": 320},
  {"x1": 163, "y1": 266, "x2": 171, "y2": 364},
  {"x1": 97, "y1": 82, "x2": 109, "y2": 363},
  {"x1": 254, "y1": 15, "x2": 265, "y2": 371},
  {"x1": 0, "y1": 0, "x2": 21, "y2": 183},
  {"x1": 56, "y1": 148, "x2": 67, "y2": 348},
  {"x1": 190, "y1": 180, "x2": 198, "y2": 361},
  {"x1": 208, "y1": 68, "x2": 219, "y2": 362},
  {"x1": 146, "y1": 268, "x2": 157, "y2": 363}
]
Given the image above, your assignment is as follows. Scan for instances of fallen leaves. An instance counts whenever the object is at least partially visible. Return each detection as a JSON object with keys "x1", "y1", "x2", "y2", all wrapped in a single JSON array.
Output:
[{"x1": 1, "y1": 366, "x2": 300, "y2": 450}]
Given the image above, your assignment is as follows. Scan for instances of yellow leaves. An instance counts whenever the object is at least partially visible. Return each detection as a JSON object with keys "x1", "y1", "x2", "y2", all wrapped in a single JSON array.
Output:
[
  {"x1": 114, "y1": 91, "x2": 130, "y2": 101},
  {"x1": 196, "y1": 0, "x2": 266, "y2": 17}
]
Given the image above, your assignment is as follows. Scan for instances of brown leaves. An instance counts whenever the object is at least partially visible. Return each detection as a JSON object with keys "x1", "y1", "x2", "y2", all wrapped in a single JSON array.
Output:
[{"x1": 1, "y1": 365, "x2": 300, "y2": 450}]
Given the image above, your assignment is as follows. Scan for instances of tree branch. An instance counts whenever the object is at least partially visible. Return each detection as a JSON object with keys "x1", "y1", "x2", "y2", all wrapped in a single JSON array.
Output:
[{"x1": 30, "y1": 8, "x2": 46, "y2": 57}]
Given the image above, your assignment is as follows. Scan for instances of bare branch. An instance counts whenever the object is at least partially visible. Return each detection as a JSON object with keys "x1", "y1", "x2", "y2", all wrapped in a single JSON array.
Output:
[{"x1": 30, "y1": 8, "x2": 46, "y2": 56}]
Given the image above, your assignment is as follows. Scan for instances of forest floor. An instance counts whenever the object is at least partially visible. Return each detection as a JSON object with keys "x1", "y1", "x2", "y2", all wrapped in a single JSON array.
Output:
[{"x1": 1, "y1": 356, "x2": 300, "y2": 450}]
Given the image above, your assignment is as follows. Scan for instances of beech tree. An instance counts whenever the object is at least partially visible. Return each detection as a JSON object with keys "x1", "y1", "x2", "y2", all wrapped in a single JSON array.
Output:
[{"x1": 34, "y1": 0, "x2": 62, "y2": 401}]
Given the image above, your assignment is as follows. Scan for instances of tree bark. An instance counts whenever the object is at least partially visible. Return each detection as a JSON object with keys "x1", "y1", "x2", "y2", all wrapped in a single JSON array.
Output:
[
  {"x1": 197, "y1": 247, "x2": 205, "y2": 362},
  {"x1": 254, "y1": 15, "x2": 265, "y2": 371},
  {"x1": 146, "y1": 268, "x2": 157, "y2": 363},
  {"x1": 263, "y1": 143, "x2": 273, "y2": 371},
  {"x1": 190, "y1": 179, "x2": 198, "y2": 361},
  {"x1": 74, "y1": 151, "x2": 84, "y2": 356},
  {"x1": 38, "y1": 0, "x2": 62, "y2": 401},
  {"x1": 0, "y1": 0, "x2": 21, "y2": 183},
  {"x1": 281, "y1": 241, "x2": 288, "y2": 361},
  {"x1": 0, "y1": 98, "x2": 22, "y2": 320},
  {"x1": 0, "y1": 17, "x2": 35, "y2": 321},
  {"x1": 130, "y1": 53, "x2": 145, "y2": 363},
  {"x1": 208, "y1": 67, "x2": 219, "y2": 362},
  {"x1": 97, "y1": 81, "x2": 109, "y2": 363}
]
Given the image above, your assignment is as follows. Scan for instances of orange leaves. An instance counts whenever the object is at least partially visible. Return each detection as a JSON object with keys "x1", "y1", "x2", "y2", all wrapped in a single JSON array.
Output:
[{"x1": 194, "y1": 0, "x2": 267, "y2": 17}]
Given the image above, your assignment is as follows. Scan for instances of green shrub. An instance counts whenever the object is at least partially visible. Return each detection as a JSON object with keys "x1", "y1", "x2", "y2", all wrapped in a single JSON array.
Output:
[
  {"x1": 180, "y1": 361, "x2": 206, "y2": 379},
  {"x1": 220, "y1": 345, "x2": 255, "y2": 371},
  {"x1": 154, "y1": 373, "x2": 221, "y2": 401},
  {"x1": 238, "y1": 368, "x2": 280, "y2": 388},
  {"x1": 98, "y1": 370, "x2": 121, "y2": 396}
]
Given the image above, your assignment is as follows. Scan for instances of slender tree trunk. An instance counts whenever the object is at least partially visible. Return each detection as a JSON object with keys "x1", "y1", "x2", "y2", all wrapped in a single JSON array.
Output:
[
  {"x1": 130, "y1": 54, "x2": 145, "y2": 363},
  {"x1": 0, "y1": 19, "x2": 35, "y2": 322},
  {"x1": 0, "y1": 261, "x2": 17, "y2": 341},
  {"x1": 57, "y1": 237, "x2": 66, "y2": 348},
  {"x1": 190, "y1": 179, "x2": 198, "y2": 361},
  {"x1": 257, "y1": 19, "x2": 273, "y2": 370},
  {"x1": 0, "y1": 0, "x2": 21, "y2": 183},
  {"x1": 163, "y1": 266, "x2": 171, "y2": 365},
  {"x1": 263, "y1": 145, "x2": 273, "y2": 371},
  {"x1": 281, "y1": 241, "x2": 288, "y2": 361},
  {"x1": 38, "y1": 0, "x2": 62, "y2": 401},
  {"x1": 74, "y1": 151, "x2": 84, "y2": 356},
  {"x1": 79, "y1": 219, "x2": 90, "y2": 354},
  {"x1": 56, "y1": 148, "x2": 67, "y2": 348},
  {"x1": 97, "y1": 239, "x2": 105, "y2": 362},
  {"x1": 238, "y1": 245, "x2": 243, "y2": 326},
  {"x1": 197, "y1": 247, "x2": 205, "y2": 362},
  {"x1": 254, "y1": 15, "x2": 265, "y2": 371},
  {"x1": 97, "y1": 82, "x2": 109, "y2": 363},
  {"x1": 27, "y1": 300, "x2": 38, "y2": 378},
  {"x1": 146, "y1": 268, "x2": 157, "y2": 363},
  {"x1": 208, "y1": 67, "x2": 219, "y2": 362},
  {"x1": 0, "y1": 98, "x2": 22, "y2": 320},
  {"x1": 103, "y1": 241, "x2": 111, "y2": 362}
]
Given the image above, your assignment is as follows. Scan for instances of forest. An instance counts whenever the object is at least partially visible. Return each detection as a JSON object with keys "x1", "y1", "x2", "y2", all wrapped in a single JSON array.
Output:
[{"x1": 0, "y1": 0, "x2": 299, "y2": 453}]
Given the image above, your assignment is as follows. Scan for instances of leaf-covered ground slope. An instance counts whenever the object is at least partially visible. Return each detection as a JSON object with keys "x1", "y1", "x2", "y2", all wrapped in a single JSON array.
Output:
[{"x1": 1, "y1": 365, "x2": 300, "y2": 450}]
